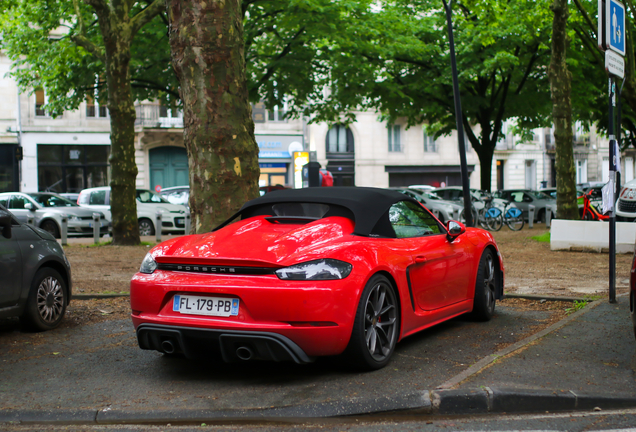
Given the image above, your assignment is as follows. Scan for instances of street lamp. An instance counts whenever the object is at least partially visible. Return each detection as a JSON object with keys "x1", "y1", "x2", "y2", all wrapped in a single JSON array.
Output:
[{"x1": 442, "y1": 0, "x2": 473, "y2": 227}]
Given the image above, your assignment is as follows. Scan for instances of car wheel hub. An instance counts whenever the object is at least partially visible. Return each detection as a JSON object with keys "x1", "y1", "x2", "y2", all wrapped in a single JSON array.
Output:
[
  {"x1": 36, "y1": 276, "x2": 64, "y2": 323},
  {"x1": 364, "y1": 282, "x2": 397, "y2": 361}
]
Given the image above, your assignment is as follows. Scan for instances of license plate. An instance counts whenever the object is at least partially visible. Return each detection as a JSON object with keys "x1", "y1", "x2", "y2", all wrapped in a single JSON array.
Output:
[{"x1": 172, "y1": 294, "x2": 239, "y2": 317}]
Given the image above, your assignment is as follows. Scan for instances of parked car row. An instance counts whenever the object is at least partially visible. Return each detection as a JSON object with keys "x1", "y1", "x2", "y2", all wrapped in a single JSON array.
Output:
[{"x1": 0, "y1": 192, "x2": 109, "y2": 239}]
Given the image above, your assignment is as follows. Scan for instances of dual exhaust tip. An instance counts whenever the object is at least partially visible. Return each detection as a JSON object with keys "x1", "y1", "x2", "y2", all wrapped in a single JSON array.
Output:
[{"x1": 161, "y1": 339, "x2": 254, "y2": 361}]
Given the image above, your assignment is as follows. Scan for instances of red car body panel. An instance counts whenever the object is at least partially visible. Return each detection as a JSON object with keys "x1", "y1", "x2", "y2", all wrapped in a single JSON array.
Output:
[{"x1": 131, "y1": 210, "x2": 503, "y2": 358}]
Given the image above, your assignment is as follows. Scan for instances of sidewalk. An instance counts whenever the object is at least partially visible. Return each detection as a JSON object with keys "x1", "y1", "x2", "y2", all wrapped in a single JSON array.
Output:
[{"x1": 424, "y1": 295, "x2": 636, "y2": 415}]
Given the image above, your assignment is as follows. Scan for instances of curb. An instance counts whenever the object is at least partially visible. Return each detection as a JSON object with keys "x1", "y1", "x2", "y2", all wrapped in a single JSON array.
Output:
[
  {"x1": 2, "y1": 388, "x2": 635, "y2": 425},
  {"x1": 503, "y1": 293, "x2": 593, "y2": 303},
  {"x1": 73, "y1": 294, "x2": 129, "y2": 300}
]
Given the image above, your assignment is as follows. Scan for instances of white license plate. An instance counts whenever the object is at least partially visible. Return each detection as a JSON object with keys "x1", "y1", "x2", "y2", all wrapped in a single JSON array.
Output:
[{"x1": 172, "y1": 294, "x2": 239, "y2": 317}]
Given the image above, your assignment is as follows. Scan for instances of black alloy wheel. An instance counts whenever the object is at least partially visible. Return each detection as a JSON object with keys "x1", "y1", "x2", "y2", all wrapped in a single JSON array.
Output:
[
  {"x1": 471, "y1": 249, "x2": 498, "y2": 321},
  {"x1": 346, "y1": 274, "x2": 399, "y2": 370}
]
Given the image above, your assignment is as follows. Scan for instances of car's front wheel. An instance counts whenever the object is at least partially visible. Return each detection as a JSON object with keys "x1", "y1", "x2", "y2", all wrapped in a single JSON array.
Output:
[
  {"x1": 346, "y1": 274, "x2": 399, "y2": 371},
  {"x1": 21, "y1": 268, "x2": 67, "y2": 331},
  {"x1": 138, "y1": 218, "x2": 155, "y2": 236},
  {"x1": 40, "y1": 219, "x2": 60, "y2": 238}
]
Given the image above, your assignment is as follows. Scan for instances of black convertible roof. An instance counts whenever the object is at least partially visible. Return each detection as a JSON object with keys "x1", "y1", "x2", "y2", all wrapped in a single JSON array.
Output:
[{"x1": 215, "y1": 187, "x2": 422, "y2": 237}]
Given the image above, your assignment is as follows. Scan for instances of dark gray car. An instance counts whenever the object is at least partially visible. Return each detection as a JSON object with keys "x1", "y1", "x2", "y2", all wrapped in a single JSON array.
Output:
[{"x1": 0, "y1": 204, "x2": 71, "y2": 331}]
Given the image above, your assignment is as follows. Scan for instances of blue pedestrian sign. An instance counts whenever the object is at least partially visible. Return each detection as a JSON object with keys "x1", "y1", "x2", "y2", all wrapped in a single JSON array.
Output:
[{"x1": 606, "y1": 0, "x2": 626, "y2": 56}]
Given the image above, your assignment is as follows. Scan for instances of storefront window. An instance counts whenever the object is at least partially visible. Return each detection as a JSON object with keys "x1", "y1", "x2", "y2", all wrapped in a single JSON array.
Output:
[{"x1": 38, "y1": 144, "x2": 110, "y2": 193}]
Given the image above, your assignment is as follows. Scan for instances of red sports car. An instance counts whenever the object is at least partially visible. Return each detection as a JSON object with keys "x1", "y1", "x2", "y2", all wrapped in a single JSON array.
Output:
[{"x1": 131, "y1": 187, "x2": 504, "y2": 370}]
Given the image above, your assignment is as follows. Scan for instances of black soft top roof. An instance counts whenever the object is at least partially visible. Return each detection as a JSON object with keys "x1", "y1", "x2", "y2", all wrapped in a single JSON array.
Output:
[{"x1": 215, "y1": 187, "x2": 422, "y2": 237}]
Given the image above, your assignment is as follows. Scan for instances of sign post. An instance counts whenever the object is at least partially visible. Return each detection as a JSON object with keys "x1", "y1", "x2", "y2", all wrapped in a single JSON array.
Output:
[{"x1": 599, "y1": 0, "x2": 625, "y2": 304}]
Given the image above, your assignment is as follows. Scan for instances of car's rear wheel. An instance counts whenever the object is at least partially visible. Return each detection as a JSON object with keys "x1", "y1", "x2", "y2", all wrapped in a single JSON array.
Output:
[
  {"x1": 20, "y1": 268, "x2": 67, "y2": 331},
  {"x1": 346, "y1": 274, "x2": 399, "y2": 371},
  {"x1": 471, "y1": 249, "x2": 498, "y2": 321},
  {"x1": 138, "y1": 218, "x2": 155, "y2": 236},
  {"x1": 41, "y1": 219, "x2": 60, "y2": 238}
]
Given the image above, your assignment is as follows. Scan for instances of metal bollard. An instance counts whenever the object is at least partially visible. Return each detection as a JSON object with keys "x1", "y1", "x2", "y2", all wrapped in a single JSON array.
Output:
[
  {"x1": 433, "y1": 209, "x2": 440, "y2": 220},
  {"x1": 92, "y1": 213, "x2": 101, "y2": 244},
  {"x1": 184, "y1": 209, "x2": 191, "y2": 235},
  {"x1": 60, "y1": 215, "x2": 68, "y2": 246},
  {"x1": 452, "y1": 208, "x2": 460, "y2": 221},
  {"x1": 155, "y1": 211, "x2": 162, "y2": 243},
  {"x1": 528, "y1": 205, "x2": 535, "y2": 229},
  {"x1": 26, "y1": 214, "x2": 35, "y2": 226},
  {"x1": 545, "y1": 205, "x2": 554, "y2": 228}
]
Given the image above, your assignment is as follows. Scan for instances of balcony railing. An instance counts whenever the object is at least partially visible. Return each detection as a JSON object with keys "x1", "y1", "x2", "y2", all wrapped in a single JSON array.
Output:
[{"x1": 135, "y1": 104, "x2": 183, "y2": 128}]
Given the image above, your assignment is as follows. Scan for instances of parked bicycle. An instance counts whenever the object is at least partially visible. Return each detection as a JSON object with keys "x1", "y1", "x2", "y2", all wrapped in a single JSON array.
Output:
[
  {"x1": 460, "y1": 195, "x2": 523, "y2": 231},
  {"x1": 501, "y1": 200, "x2": 524, "y2": 231},
  {"x1": 579, "y1": 189, "x2": 609, "y2": 221}
]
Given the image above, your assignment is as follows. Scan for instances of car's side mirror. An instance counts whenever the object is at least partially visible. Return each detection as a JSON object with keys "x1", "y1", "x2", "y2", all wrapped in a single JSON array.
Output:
[
  {"x1": 24, "y1": 202, "x2": 35, "y2": 211},
  {"x1": 446, "y1": 220, "x2": 466, "y2": 242},
  {"x1": 0, "y1": 209, "x2": 12, "y2": 239}
]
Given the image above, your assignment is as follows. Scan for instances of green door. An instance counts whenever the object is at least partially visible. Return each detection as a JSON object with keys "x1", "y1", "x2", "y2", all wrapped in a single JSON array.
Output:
[{"x1": 149, "y1": 146, "x2": 189, "y2": 190}]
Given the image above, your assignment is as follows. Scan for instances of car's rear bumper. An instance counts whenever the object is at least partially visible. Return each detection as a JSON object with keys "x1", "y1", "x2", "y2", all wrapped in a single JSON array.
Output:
[
  {"x1": 130, "y1": 270, "x2": 365, "y2": 357},
  {"x1": 136, "y1": 323, "x2": 315, "y2": 363}
]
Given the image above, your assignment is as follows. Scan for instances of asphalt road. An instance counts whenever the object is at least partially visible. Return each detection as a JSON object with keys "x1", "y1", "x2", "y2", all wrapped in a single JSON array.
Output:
[{"x1": 0, "y1": 304, "x2": 557, "y2": 413}]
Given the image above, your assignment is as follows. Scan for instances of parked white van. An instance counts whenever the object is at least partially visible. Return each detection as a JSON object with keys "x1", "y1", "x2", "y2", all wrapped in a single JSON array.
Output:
[{"x1": 77, "y1": 186, "x2": 188, "y2": 236}]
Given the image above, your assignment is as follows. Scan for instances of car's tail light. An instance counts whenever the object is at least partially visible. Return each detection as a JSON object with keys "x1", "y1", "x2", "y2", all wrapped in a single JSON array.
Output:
[{"x1": 275, "y1": 259, "x2": 352, "y2": 280}]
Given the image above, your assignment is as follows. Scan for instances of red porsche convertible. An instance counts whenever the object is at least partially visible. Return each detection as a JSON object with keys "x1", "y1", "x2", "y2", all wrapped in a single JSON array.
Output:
[{"x1": 131, "y1": 187, "x2": 504, "y2": 370}]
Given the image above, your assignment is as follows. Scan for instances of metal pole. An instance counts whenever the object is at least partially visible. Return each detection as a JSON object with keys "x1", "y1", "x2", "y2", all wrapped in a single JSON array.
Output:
[
  {"x1": 184, "y1": 209, "x2": 191, "y2": 235},
  {"x1": 92, "y1": 213, "x2": 100, "y2": 244},
  {"x1": 16, "y1": 87, "x2": 23, "y2": 191},
  {"x1": 442, "y1": 0, "x2": 473, "y2": 227},
  {"x1": 608, "y1": 77, "x2": 616, "y2": 304},
  {"x1": 60, "y1": 215, "x2": 68, "y2": 246},
  {"x1": 155, "y1": 211, "x2": 162, "y2": 243}
]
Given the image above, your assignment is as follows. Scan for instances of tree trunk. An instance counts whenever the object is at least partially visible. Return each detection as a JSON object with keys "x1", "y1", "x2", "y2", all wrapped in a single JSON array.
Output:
[
  {"x1": 91, "y1": 6, "x2": 140, "y2": 245},
  {"x1": 475, "y1": 142, "x2": 494, "y2": 192},
  {"x1": 168, "y1": 0, "x2": 260, "y2": 233},
  {"x1": 549, "y1": 0, "x2": 578, "y2": 220}
]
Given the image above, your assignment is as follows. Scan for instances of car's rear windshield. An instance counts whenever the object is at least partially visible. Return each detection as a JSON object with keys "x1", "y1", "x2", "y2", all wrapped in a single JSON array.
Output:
[
  {"x1": 137, "y1": 190, "x2": 170, "y2": 204},
  {"x1": 27, "y1": 194, "x2": 78, "y2": 207},
  {"x1": 243, "y1": 202, "x2": 354, "y2": 223}
]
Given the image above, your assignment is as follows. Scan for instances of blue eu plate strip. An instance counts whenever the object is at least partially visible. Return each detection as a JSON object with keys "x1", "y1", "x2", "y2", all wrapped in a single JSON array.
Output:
[{"x1": 173, "y1": 295, "x2": 180, "y2": 311}]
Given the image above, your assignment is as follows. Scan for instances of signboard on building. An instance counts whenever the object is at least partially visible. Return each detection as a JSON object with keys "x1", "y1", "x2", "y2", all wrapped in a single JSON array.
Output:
[
  {"x1": 293, "y1": 152, "x2": 309, "y2": 189},
  {"x1": 256, "y1": 134, "x2": 303, "y2": 159}
]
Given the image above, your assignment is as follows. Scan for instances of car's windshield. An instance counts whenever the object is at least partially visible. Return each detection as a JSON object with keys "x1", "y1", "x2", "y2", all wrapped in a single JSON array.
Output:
[
  {"x1": 527, "y1": 190, "x2": 553, "y2": 200},
  {"x1": 136, "y1": 190, "x2": 170, "y2": 204},
  {"x1": 27, "y1": 193, "x2": 78, "y2": 207},
  {"x1": 422, "y1": 192, "x2": 443, "y2": 201}
]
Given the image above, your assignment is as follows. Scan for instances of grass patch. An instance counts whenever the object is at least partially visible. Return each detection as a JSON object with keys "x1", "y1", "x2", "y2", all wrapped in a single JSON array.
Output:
[
  {"x1": 530, "y1": 232, "x2": 550, "y2": 243},
  {"x1": 83, "y1": 240, "x2": 113, "y2": 247},
  {"x1": 565, "y1": 299, "x2": 588, "y2": 314}
]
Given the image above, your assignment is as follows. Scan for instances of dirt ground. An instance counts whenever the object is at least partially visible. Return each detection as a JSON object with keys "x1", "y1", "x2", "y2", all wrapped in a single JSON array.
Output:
[{"x1": 55, "y1": 224, "x2": 632, "y2": 328}]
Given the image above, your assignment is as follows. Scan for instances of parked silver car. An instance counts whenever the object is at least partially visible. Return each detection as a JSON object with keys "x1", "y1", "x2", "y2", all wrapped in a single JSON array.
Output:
[
  {"x1": 388, "y1": 187, "x2": 463, "y2": 223},
  {"x1": 493, "y1": 189, "x2": 556, "y2": 222},
  {"x1": 0, "y1": 204, "x2": 71, "y2": 331},
  {"x1": 0, "y1": 192, "x2": 108, "y2": 239}
]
